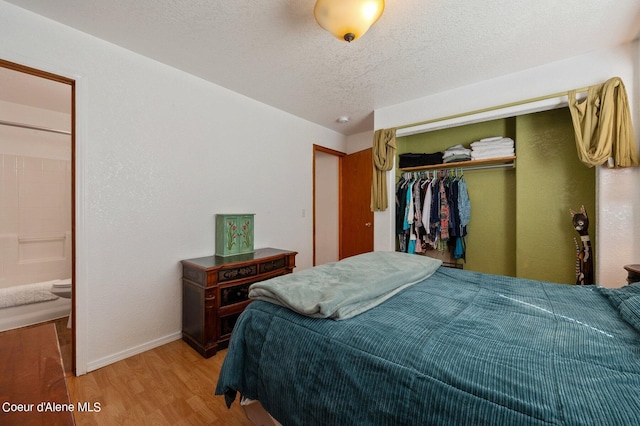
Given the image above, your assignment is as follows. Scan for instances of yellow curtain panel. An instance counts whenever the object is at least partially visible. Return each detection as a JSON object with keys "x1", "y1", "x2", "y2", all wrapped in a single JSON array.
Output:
[
  {"x1": 568, "y1": 77, "x2": 639, "y2": 168},
  {"x1": 371, "y1": 128, "x2": 397, "y2": 212}
]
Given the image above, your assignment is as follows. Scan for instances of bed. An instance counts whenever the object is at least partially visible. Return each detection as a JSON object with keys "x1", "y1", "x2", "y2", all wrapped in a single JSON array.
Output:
[{"x1": 215, "y1": 251, "x2": 640, "y2": 425}]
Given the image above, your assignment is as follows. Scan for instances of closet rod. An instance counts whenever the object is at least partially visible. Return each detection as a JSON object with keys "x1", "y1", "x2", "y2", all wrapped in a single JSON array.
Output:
[
  {"x1": 395, "y1": 86, "x2": 590, "y2": 132},
  {"x1": 462, "y1": 162, "x2": 515, "y2": 172},
  {"x1": 0, "y1": 119, "x2": 71, "y2": 135},
  {"x1": 406, "y1": 163, "x2": 515, "y2": 174},
  {"x1": 400, "y1": 162, "x2": 515, "y2": 178}
]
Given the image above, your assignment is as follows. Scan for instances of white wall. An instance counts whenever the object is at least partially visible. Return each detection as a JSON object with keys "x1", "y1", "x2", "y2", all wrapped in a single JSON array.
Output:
[
  {"x1": 374, "y1": 41, "x2": 640, "y2": 288},
  {"x1": 346, "y1": 130, "x2": 374, "y2": 154},
  {"x1": 314, "y1": 151, "x2": 339, "y2": 265},
  {"x1": 0, "y1": 1, "x2": 345, "y2": 373}
]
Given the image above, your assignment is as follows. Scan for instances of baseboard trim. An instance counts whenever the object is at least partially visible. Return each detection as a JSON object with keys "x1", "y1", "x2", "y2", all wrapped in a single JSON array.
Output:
[{"x1": 86, "y1": 331, "x2": 182, "y2": 372}]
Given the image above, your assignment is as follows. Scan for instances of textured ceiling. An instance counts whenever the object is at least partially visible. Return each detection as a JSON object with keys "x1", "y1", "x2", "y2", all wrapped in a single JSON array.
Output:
[{"x1": 3, "y1": 0, "x2": 640, "y2": 135}]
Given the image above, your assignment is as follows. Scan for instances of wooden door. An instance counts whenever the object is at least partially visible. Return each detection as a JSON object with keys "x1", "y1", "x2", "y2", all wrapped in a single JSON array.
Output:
[{"x1": 341, "y1": 148, "x2": 373, "y2": 259}]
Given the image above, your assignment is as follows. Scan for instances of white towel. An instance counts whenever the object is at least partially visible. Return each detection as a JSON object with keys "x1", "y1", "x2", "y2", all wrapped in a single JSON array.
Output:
[
  {"x1": 479, "y1": 136, "x2": 504, "y2": 142},
  {"x1": 471, "y1": 148, "x2": 515, "y2": 160},
  {"x1": 471, "y1": 137, "x2": 514, "y2": 149},
  {"x1": 0, "y1": 281, "x2": 59, "y2": 309}
]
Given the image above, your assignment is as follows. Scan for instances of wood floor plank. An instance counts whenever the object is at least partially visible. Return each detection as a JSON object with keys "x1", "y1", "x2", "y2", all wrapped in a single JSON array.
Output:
[
  {"x1": 1, "y1": 320, "x2": 252, "y2": 425},
  {"x1": 67, "y1": 340, "x2": 253, "y2": 425},
  {"x1": 0, "y1": 323, "x2": 74, "y2": 426}
]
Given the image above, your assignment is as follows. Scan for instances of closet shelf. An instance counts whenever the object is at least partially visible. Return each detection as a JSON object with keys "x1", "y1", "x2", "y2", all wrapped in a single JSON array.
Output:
[{"x1": 399, "y1": 156, "x2": 516, "y2": 172}]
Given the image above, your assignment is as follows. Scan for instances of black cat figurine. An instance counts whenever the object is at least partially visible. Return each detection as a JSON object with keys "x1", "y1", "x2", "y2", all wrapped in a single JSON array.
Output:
[{"x1": 570, "y1": 205, "x2": 594, "y2": 285}]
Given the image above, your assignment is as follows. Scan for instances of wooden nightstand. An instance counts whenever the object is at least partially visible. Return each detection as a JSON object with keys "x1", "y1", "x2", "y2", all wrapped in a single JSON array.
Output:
[
  {"x1": 181, "y1": 248, "x2": 297, "y2": 358},
  {"x1": 623, "y1": 264, "x2": 640, "y2": 285}
]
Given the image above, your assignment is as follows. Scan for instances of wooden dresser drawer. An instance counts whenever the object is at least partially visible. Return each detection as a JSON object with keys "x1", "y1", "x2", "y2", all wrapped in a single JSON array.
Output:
[
  {"x1": 220, "y1": 282, "x2": 251, "y2": 307},
  {"x1": 218, "y1": 264, "x2": 258, "y2": 283},
  {"x1": 219, "y1": 312, "x2": 243, "y2": 339},
  {"x1": 181, "y1": 247, "x2": 297, "y2": 358},
  {"x1": 260, "y1": 257, "x2": 286, "y2": 274}
]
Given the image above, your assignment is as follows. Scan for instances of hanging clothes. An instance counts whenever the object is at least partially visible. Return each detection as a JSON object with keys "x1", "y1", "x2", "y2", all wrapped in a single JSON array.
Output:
[
  {"x1": 395, "y1": 177, "x2": 409, "y2": 253},
  {"x1": 395, "y1": 170, "x2": 471, "y2": 260}
]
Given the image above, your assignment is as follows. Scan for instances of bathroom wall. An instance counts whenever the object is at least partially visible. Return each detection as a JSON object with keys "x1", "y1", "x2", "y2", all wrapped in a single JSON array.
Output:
[{"x1": 0, "y1": 99, "x2": 72, "y2": 289}]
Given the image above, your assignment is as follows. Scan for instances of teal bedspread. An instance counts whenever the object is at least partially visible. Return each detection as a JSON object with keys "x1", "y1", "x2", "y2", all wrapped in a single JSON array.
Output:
[{"x1": 216, "y1": 264, "x2": 640, "y2": 425}]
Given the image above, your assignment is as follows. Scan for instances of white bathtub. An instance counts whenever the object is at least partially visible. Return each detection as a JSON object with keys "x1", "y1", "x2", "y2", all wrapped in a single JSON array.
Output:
[
  {"x1": 0, "y1": 230, "x2": 73, "y2": 332},
  {"x1": 0, "y1": 281, "x2": 71, "y2": 332}
]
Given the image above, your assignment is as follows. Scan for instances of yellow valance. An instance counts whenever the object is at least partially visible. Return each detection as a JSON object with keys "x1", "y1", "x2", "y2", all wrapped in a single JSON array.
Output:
[
  {"x1": 568, "y1": 77, "x2": 638, "y2": 168},
  {"x1": 371, "y1": 128, "x2": 396, "y2": 212}
]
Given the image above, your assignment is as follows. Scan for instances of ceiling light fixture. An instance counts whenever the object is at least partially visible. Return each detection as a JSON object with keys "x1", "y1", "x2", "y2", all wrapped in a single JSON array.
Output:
[
  {"x1": 314, "y1": 0, "x2": 385, "y2": 43},
  {"x1": 336, "y1": 116, "x2": 350, "y2": 123}
]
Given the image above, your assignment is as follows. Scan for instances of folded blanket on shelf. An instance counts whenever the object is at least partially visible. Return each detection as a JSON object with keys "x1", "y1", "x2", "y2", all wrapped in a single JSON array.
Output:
[
  {"x1": 443, "y1": 144, "x2": 471, "y2": 157},
  {"x1": 471, "y1": 148, "x2": 515, "y2": 160},
  {"x1": 478, "y1": 136, "x2": 504, "y2": 142},
  {"x1": 471, "y1": 137, "x2": 514, "y2": 149},
  {"x1": 469, "y1": 137, "x2": 515, "y2": 160},
  {"x1": 441, "y1": 144, "x2": 471, "y2": 163},
  {"x1": 398, "y1": 152, "x2": 444, "y2": 168},
  {"x1": 443, "y1": 155, "x2": 472, "y2": 163}
]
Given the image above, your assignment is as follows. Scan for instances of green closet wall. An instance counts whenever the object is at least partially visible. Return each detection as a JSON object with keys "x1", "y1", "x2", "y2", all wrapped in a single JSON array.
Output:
[
  {"x1": 396, "y1": 107, "x2": 595, "y2": 284},
  {"x1": 515, "y1": 108, "x2": 596, "y2": 284}
]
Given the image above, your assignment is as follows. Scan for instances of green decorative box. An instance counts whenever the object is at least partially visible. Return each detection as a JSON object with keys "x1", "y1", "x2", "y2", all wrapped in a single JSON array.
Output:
[{"x1": 215, "y1": 214, "x2": 255, "y2": 257}]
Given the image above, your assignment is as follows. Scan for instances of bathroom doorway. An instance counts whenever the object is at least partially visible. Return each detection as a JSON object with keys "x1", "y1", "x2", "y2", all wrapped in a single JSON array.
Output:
[{"x1": 0, "y1": 59, "x2": 75, "y2": 373}]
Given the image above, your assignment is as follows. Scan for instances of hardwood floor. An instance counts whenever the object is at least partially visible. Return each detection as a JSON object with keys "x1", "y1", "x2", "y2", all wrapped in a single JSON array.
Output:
[
  {"x1": 1, "y1": 320, "x2": 253, "y2": 425},
  {"x1": 54, "y1": 316, "x2": 73, "y2": 375},
  {"x1": 67, "y1": 340, "x2": 253, "y2": 425},
  {"x1": 0, "y1": 321, "x2": 74, "y2": 425}
]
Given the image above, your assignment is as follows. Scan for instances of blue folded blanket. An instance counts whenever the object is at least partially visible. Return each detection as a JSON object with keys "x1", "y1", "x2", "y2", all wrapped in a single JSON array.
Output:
[{"x1": 248, "y1": 251, "x2": 442, "y2": 320}]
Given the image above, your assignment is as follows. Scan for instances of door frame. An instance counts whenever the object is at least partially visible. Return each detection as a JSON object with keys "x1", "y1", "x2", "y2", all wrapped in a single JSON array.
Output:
[
  {"x1": 0, "y1": 58, "x2": 78, "y2": 374},
  {"x1": 312, "y1": 144, "x2": 345, "y2": 266}
]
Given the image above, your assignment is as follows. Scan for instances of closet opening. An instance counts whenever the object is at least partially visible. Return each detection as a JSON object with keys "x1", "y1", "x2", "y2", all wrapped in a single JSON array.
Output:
[
  {"x1": 394, "y1": 107, "x2": 596, "y2": 285},
  {"x1": 0, "y1": 59, "x2": 76, "y2": 374}
]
